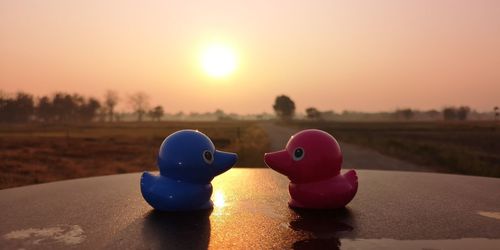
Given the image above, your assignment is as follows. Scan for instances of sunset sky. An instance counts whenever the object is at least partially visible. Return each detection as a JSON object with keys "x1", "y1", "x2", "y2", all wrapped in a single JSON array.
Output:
[{"x1": 1, "y1": 0, "x2": 499, "y2": 114}]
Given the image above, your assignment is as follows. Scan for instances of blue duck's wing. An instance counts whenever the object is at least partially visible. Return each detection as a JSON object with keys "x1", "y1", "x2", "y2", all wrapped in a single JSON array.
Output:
[{"x1": 212, "y1": 150, "x2": 238, "y2": 176}]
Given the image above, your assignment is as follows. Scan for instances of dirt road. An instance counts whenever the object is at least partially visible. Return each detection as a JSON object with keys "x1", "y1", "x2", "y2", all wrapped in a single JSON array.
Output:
[{"x1": 259, "y1": 122, "x2": 431, "y2": 172}]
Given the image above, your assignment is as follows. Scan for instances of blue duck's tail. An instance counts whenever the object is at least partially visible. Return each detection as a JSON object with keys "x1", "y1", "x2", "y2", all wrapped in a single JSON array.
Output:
[
  {"x1": 141, "y1": 171, "x2": 155, "y2": 188},
  {"x1": 140, "y1": 171, "x2": 159, "y2": 200}
]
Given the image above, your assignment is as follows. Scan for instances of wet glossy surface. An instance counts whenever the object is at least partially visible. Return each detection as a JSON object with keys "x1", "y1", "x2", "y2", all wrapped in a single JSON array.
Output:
[{"x1": 1, "y1": 169, "x2": 500, "y2": 249}]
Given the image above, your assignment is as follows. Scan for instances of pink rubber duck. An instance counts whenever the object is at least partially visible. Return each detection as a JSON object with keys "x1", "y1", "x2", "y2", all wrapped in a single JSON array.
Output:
[{"x1": 264, "y1": 129, "x2": 358, "y2": 209}]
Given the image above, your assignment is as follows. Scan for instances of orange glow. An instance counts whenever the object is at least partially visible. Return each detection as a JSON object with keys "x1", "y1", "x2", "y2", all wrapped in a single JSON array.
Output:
[{"x1": 0, "y1": 1, "x2": 499, "y2": 113}]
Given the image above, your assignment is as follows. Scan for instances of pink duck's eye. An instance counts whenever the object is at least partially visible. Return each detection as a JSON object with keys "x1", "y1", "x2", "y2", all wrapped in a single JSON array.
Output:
[{"x1": 293, "y1": 147, "x2": 305, "y2": 161}]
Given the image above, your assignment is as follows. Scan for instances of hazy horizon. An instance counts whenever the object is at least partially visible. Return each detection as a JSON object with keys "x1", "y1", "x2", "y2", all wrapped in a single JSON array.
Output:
[{"x1": 1, "y1": 0, "x2": 499, "y2": 114}]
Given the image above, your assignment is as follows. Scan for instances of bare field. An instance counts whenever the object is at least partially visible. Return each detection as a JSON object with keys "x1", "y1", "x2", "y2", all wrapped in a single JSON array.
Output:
[
  {"x1": 292, "y1": 121, "x2": 500, "y2": 177},
  {"x1": 0, "y1": 121, "x2": 270, "y2": 189}
]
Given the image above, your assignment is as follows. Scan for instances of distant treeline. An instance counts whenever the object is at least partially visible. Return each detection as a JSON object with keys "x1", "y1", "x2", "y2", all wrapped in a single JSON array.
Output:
[
  {"x1": 0, "y1": 90, "x2": 164, "y2": 123},
  {"x1": 0, "y1": 92, "x2": 100, "y2": 123},
  {"x1": 0, "y1": 91, "x2": 497, "y2": 123},
  {"x1": 310, "y1": 107, "x2": 474, "y2": 121},
  {"x1": 304, "y1": 107, "x2": 489, "y2": 121},
  {"x1": 273, "y1": 95, "x2": 497, "y2": 122}
]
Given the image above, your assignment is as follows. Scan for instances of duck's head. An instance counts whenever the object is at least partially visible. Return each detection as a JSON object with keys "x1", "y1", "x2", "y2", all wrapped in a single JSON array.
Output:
[
  {"x1": 157, "y1": 130, "x2": 237, "y2": 183},
  {"x1": 264, "y1": 129, "x2": 342, "y2": 183}
]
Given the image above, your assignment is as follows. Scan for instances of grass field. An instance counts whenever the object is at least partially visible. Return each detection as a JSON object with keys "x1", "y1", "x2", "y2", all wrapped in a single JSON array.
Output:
[
  {"x1": 292, "y1": 120, "x2": 500, "y2": 178},
  {"x1": 0, "y1": 121, "x2": 270, "y2": 189},
  {"x1": 2, "y1": 120, "x2": 498, "y2": 189}
]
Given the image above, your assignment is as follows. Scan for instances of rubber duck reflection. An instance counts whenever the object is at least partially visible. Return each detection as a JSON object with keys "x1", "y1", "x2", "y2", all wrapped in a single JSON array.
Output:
[
  {"x1": 142, "y1": 209, "x2": 212, "y2": 250},
  {"x1": 289, "y1": 208, "x2": 355, "y2": 250}
]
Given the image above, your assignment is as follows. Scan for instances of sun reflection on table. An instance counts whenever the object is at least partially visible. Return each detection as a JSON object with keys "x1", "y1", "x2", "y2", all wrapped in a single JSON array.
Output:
[{"x1": 213, "y1": 189, "x2": 226, "y2": 208}]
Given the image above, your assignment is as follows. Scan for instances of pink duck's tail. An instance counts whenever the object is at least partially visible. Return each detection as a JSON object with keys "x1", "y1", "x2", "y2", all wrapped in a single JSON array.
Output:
[{"x1": 343, "y1": 169, "x2": 358, "y2": 187}]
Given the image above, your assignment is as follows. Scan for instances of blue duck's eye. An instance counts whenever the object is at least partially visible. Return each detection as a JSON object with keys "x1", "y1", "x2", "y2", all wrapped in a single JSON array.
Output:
[
  {"x1": 293, "y1": 147, "x2": 305, "y2": 161},
  {"x1": 203, "y1": 150, "x2": 213, "y2": 164}
]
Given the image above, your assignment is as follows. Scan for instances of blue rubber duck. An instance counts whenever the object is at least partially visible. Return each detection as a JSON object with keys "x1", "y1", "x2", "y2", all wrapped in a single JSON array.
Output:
[{"x1": 141, "y1": 129, "x2": 238, "y2": 211}]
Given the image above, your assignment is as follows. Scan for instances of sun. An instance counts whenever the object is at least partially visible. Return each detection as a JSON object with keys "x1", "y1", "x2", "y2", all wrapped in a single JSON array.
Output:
[{"x1": 200, "y1": 44, "x2": 237, "y2": 78}]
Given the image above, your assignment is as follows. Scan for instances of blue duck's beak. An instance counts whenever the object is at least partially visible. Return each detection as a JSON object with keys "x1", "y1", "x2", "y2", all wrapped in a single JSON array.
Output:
[{"x1": 212, "y1": 150, "x2": 237, "y2": 177}]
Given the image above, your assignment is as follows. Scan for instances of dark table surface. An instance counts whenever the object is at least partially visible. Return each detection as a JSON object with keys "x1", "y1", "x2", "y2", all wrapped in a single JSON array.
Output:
[{"x1": 1, "y1": 168, "x2": 500, "y2": 250}]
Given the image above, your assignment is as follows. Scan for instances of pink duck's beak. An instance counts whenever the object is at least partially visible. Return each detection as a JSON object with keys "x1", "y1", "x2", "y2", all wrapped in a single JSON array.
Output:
[{"x1": 264, "y1": 150, "x2": 292, "y2": 176}]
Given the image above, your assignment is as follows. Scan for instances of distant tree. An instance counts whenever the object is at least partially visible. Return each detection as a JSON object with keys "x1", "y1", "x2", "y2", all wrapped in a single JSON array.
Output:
[
  {"x1": 104, "y1": 90, "x2": 119, "y2": 122},
  {"x1": 174, "y1": 111, "x2": 185, "y2": 120},
  {"x1": 147, "y1": 109, "x2": 154, "y2": 121},
  {"x1": 424, "y1": 109, "x2": 441, "y2": 120},
  {"x1": 51, "y1": 93, "x2": 76, "y2": 122},
  {"x1": 456, "y1": 106, "x2": 470, "y2": 121},
  {"x1": 443, "y1": 107, "x2": 457, "y2": 121},
  {"x1": 128, "y1": 92, "x2": 150, "y2": 122},
  {"x1": 214, "y1": 109, "x2": 225, "y2": 118},
  {"x1": 273, "y1": 95, "x2": 295, "y2": 120},
  {"x1": 320, "y1": 110, "x2": 336, "y2": 120},
  {"x1": 214, "y1": 109, "x2": 235, "y2": 121},
  {"x1": 78, "y1": 98, "x2": 101, "y2": 122},
  {"x1": 0, "y1": 92, "x2": 6, "y2": 107},
  {"x1": 495, "y1": 106, "x2": 499, "y2": 121},
  {"x1": 0, "y1": 92, "x2": 34, "y2": 123},
  {"x1": 36, "y1": 96, "x2": 53, "y2": 122},
  {"x1": 0, "y1": 93, "x2": 13, "y2": 122},
  {"x1": 395, "y1": 108, "x2": 414, "y2": 120},
  {"x1": 15, "y1": 92, "x2": 35, "y2": 122},
  {"x1": 305, "y1": 107, "x2": 322, "y2": 120},
  {"x1": 443, "y1": 106, "x2": 470, "y2": 121},
  {"x1": 97, "y1": 107, "x2": 107, "y2": 122},
  {"x1": 0, "y1": 95, "x2": 9, "y2": 122},
  {"x1": 148, "y1": 105, "x2": 164, "y2": 121},
  {"x1": 214, "y1": 109, "x2": 231, "y2": 121}
]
